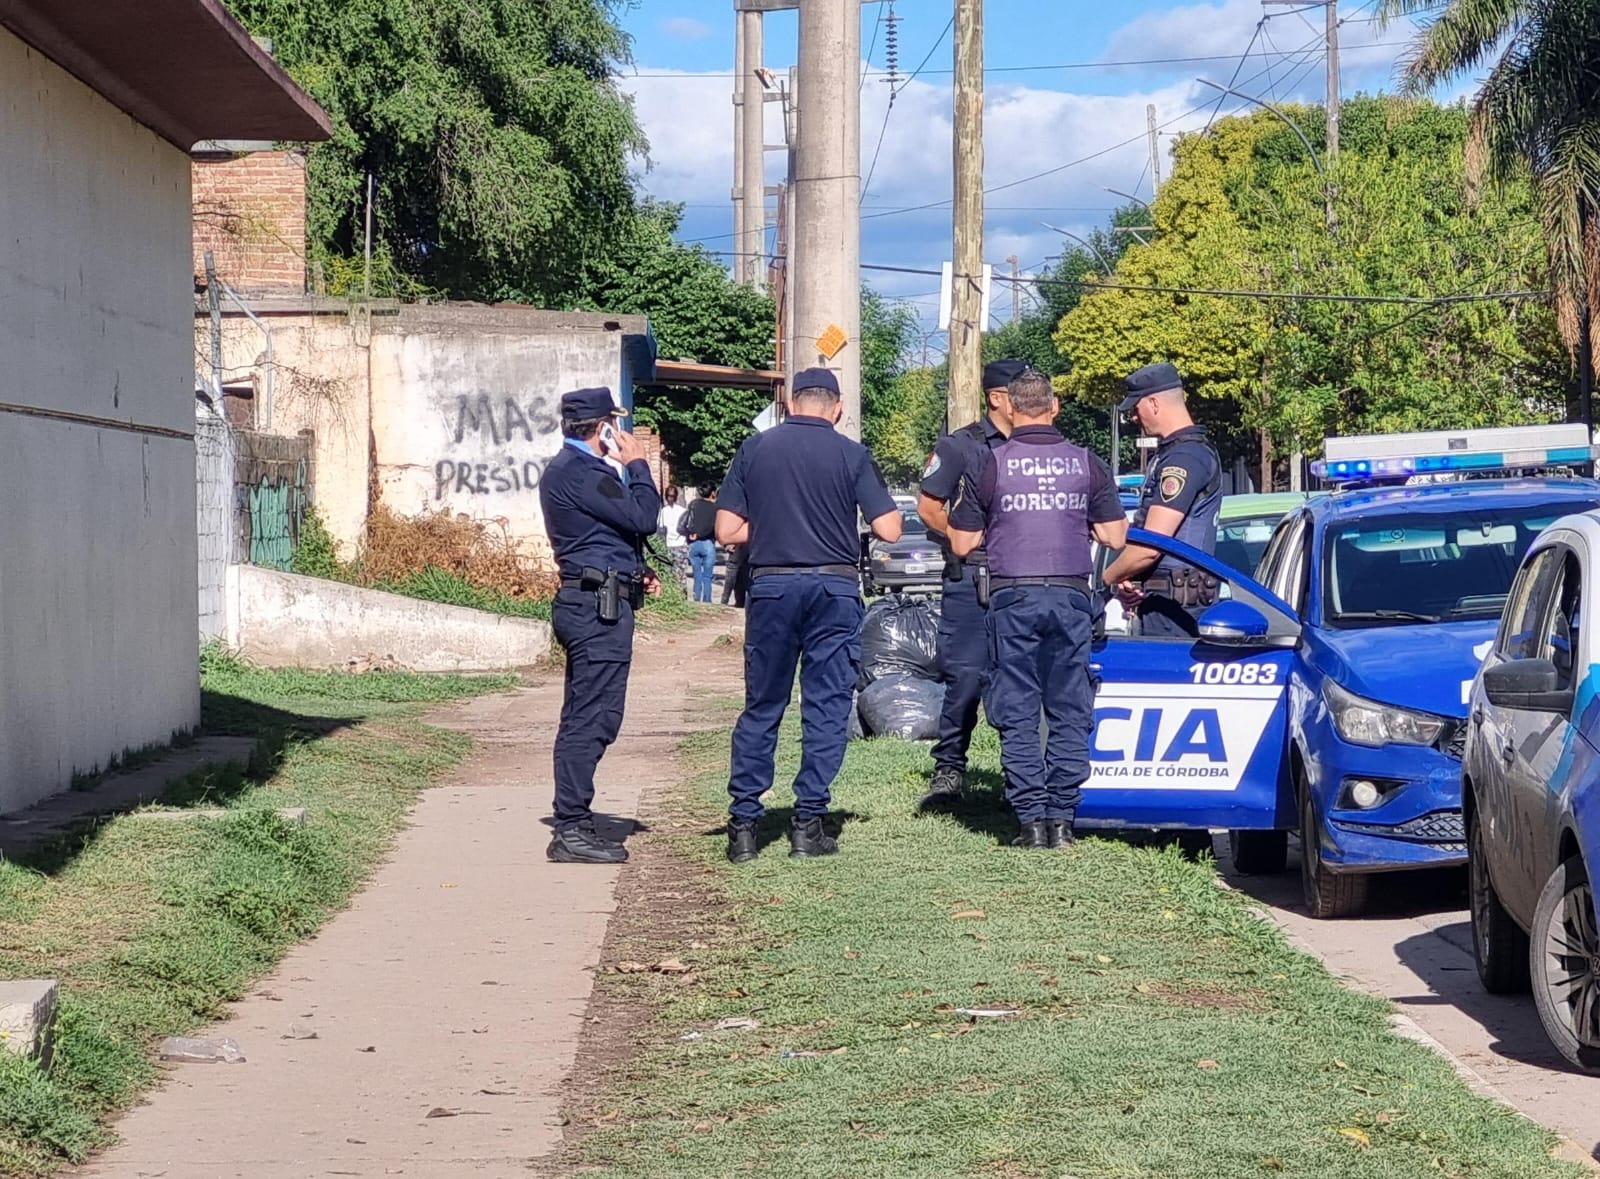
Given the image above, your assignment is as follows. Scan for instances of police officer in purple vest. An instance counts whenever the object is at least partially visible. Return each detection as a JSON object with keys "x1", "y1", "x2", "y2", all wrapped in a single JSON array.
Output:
[{"x1": 947, "y1": 369, "x2": 1127, "y2": 847}]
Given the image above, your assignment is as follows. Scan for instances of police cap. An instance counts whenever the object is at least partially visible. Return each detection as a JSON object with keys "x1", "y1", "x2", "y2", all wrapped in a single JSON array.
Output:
[
  {"x1": 983, "y1": 359, "x2": 1028, "y2": 391},
  {"x1": 560, "y1": 387, "x2": 626, "y2": 422},
  {"x1": 1117, "y1": 362, "x2": 1183, "y2": 413},
  {"x1": 792, "y1": 367, "x2": 841, "y2": 397}
]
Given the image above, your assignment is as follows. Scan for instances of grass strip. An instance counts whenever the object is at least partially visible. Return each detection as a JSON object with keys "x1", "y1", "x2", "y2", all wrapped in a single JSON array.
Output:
[
  {"x1": 0, "y1": 654, "x2": 512, "y2": 1175},
  {"x1": 578, "y1": 721, "x2": 1584, "y2": 1179}
]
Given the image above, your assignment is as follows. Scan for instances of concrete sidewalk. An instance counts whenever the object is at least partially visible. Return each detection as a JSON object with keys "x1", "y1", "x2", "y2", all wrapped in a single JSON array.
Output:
[{"x1": 82, "y1": 615, "x2": 743, "y2": 1179}]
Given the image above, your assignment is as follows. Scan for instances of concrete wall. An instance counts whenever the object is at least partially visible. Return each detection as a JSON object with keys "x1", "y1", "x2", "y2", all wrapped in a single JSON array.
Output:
[
  {"x1": 211, "y1": 307, "x2": 375, "y2": 558},
  {"x1": 0, "y1": 30, "x2": 200, "y2": 812},
  {"x1": 226, "y1": 566, "x2": 550, "y2": 672},
  {"x1": 368, "y1": 306, "x2": 634, "y2": 563}
]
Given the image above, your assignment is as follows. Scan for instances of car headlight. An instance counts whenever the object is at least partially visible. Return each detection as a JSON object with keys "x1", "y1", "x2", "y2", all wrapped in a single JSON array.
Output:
[{"x1": 1322, "y1": 679, "x2": 1447, "y2": 747}]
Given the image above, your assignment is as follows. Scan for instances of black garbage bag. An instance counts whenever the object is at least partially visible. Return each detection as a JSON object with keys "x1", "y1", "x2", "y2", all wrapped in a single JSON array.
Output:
[
  {"x1": 858, "y1": 594, "x2": 941, "y2": 686},
  {"x1": 848, "y1": 691, "x2": 865, "y2": 741},
  {"x1": 857, "y1": 674, "x2": 944, "y2": 741}
]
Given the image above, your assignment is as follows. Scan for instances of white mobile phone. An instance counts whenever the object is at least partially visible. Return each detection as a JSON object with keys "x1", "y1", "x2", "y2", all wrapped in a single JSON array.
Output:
[{"x1": 598, "y1": 423, "x2": 619, "y2": 454}]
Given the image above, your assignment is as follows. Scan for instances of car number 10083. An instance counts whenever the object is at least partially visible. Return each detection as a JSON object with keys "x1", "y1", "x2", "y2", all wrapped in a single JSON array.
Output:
[{"x1": 1188, "y1": 662, "x2": 1279, "y2": 686}]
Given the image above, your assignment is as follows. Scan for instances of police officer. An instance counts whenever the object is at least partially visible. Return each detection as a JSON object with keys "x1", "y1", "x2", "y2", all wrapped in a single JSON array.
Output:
[
  {"x1": 539, "y1": 387, "x2": 662, "y2": 865},
  {"x1": 717, "y1": 368, "x2": 902, "y2": 863},
  {"x1": 915, "y1": 358, "x2": 1025, "y2": 810},
  {"x1": 947, "y1": 368, "x2": 1127, "y2": 847},
  {"x1": 1101, "y1": 363, "x2": 1223, "y2": 638}
]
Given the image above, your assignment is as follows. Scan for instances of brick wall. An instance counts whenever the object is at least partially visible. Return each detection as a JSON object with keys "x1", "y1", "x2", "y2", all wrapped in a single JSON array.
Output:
[
  {"x1": 633, "y1": 425, "x2": 674, "y2": 493},
  {"x1": 192, "y1": 150, "x2": 307, "y2": 294}
]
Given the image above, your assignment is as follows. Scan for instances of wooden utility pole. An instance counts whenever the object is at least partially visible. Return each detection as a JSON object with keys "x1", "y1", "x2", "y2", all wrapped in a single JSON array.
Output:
[
  {"x1": 1324, "y1": 0, "x2": 1339, "y2": 164},
  {"x1": 948, "y1": 0, "x2": 984, "y2": 429},
  {"x1": 1147, "y1": 104, "x2": 1161, "y2": 193}
]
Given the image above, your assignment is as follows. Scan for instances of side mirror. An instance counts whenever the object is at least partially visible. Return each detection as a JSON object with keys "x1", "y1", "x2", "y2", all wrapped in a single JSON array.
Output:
[
  {"x1": 1482, "y1": 658, "x2": 1575, "y2": 714},
  {"x1": 1197, "y1": 600, "x2": 1269, "y2": 643}
]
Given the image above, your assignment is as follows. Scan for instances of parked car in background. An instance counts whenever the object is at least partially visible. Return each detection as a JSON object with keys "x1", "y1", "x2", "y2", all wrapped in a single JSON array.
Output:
[
  {"x1": 864, "y1": 496, "x2": 945, "y2": 595},
  {"x1": 1463, "y1": 508, "x2": 1600, "y2": 1073}
]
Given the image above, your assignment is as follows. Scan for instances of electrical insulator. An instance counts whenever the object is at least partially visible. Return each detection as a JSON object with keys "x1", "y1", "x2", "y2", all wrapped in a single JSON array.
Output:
[{"x1": 884, "y1": 5, "x2": 901, "y2": 89}]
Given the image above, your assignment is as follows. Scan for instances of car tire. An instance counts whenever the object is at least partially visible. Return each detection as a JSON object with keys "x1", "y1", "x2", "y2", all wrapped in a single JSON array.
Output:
[
  {"x1": 1468, "y1": 808, "x2": 1530, "y2": 994},
  {"x1": 1229, "y1": 829, "x2": 1289, "y2": 876},
  {"x1": 1529, "y1": 855, "x2": 1600, "y2": 1074},
  {"x1": 1299, "y1": 787, "x2": 1368, "y2": 919}
]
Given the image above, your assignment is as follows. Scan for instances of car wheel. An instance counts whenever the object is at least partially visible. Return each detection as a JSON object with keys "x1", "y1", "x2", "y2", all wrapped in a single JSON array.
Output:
[
  {"x1": 1229, "y1": 829, "x2": 1289, "y2": 875},
  {"x1": 1468, "y1": 808, "x2": 1530, "y2": 994},
  {"x1": 1299, "y1": 787, "x2": 1368, "y2": 919},
  {"x1": 1529, "y1": 855, "x2": 1600, "y2": 1074}
]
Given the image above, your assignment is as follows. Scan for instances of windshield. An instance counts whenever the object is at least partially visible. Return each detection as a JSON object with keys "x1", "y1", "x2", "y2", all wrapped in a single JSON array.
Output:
[
  {"x1": 1214, "y1": 512, "x2": 1285, "y2": 576},
  {"x1": 900, "y1": 509, "x2": 927, "y2": 536},
  {"x1": 1322, "y1": 504, "x2": 1592, "y2": 627}
]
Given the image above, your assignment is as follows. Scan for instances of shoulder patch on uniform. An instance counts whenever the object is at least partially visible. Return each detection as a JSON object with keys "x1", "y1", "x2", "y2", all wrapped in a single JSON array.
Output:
[
  {"x1": 922, "y1": 452, "x2": 942, "y2": 480},
  {"x1": 1159, "y1": 465, "x2": 1188, "y2": 503}
]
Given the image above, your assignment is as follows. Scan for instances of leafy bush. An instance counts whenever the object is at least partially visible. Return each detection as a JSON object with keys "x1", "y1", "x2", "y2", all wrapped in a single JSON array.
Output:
[{"x1": 289, "y1": 505, "x2": 347, "y2": 582}]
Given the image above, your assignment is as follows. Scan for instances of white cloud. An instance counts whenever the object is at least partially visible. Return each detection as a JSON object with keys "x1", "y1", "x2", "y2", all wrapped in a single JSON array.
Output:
[{"x1": 658, "y1": 16, "x2": 713, "y2": 42}]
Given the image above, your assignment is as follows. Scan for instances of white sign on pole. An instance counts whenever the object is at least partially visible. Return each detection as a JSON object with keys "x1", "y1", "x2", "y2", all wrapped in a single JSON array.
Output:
[{"x1": 937, "y1": 262, "x2": 993, "y2": 332}]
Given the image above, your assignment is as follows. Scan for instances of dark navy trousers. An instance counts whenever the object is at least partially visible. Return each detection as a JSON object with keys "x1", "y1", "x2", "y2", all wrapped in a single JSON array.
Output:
[
  {"x1": 551, "y1": 588, "x2": 634, "y2": 831},
  {"x1": 1138, "y1": 594, "x2": 1203, "y2": 638},
  {"x1": 728, "y1": 574, "x2": 863, "y2": 824},
  {"x1": 984, "y1": 585, "x2": 1096, "y2": 824},
  {"x1": 931, "y1": 573, "x2": 992, "y2": 771}
]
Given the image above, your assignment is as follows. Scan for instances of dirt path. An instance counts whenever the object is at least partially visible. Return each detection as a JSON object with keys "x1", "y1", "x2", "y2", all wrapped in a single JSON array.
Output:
[
  {"x1": 1222, "y1": 848, "x2": 1600, "y2": 1169},
  {"x1": 82, "y1": 612, "x2": 744, "y2": 1179}
]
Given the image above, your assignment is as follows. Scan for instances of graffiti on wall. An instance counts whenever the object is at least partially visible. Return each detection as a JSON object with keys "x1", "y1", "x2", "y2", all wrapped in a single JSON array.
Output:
[
  {"x1": 235, "y1": 431, "x2": 313, "y2": 570},
  {"x1": 432, "y1": 394, "x2": 564, "y2": 501}
]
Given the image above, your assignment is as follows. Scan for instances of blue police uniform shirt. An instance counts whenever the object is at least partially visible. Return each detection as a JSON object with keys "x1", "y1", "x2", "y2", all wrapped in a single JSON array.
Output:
[
  {"x1": 950, "y1": 425, "x2": 1122, "y2": 577},
  {"x1": 921, "y1": 415, "x2": 1007, "y2": 565},
  {"x1": 718, "y1": 415, "x2": 897, "y2": 567},
  {"x1": 539, "y1": 441, "x2": 662, "y2": 578},
  {"x1": 1135, "y1": 424, "x2": 1222, "y2": 572}
]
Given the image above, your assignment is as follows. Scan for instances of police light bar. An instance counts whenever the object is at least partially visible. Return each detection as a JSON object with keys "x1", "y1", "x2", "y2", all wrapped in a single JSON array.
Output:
[
  {"x1": 1311, "y1": 423, "x2": 1599, "y2": 481},
  {"x1": 1116, "y1": 473, "x2": 1144, "y2": 490}
]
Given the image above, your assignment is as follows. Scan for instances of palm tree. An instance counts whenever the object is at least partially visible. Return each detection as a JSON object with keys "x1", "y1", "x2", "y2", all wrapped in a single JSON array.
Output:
[{"x1": 1379, "y1": 1, "x2": 1600, "y2": 355}]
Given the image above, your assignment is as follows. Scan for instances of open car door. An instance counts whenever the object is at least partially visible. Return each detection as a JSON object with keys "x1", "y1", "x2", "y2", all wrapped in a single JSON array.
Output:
[{"x1": 1082, "y1": 529, "x2": 1300, "y2": 834}]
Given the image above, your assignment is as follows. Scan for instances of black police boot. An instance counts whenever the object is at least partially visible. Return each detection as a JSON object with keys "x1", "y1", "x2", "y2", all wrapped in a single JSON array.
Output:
[
  {"x1": 1046, "y1": 820, "x2": 1076, "y2": 850},
  {"x1": 546, "y1": 821, "x2": 628, "y2": 865},
  {"x1": 789, "y1": 815, "x2": 838, "y2": 859},
  {"x1": 727, "y1": 822, "x2": 759, "y2": 864},
  {"x1": 1010, "y1": 820, "x2": 1051, "y2": 850},
  {"x1": 917, "y1": 766, "x2": 965, "y2": 812}
]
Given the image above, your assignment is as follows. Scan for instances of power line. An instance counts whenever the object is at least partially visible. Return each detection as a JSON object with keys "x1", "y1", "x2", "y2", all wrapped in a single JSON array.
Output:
[
  {"x1": 858, "y1": 261, "x2": 1549, "y2": 305},
  {"x1": 620, "y1": 41, "x2": 1405, "y2": 80}
]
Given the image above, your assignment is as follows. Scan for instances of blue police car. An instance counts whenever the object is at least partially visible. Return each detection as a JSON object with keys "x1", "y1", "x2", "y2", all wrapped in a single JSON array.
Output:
[{"x1": 1081, "y1": 424, "x2": 1600, "y2": 919}]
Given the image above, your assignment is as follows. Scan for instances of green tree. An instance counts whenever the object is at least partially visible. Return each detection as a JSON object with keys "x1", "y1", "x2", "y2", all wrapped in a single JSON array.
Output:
[
  {"x1": 1380, "y1": 0, "x2": 1600, "y2": 352},
  {"x1": 226, "y1": 0, "x2": 644, "y2": 303},
  {"x1": 1056, "y1": 97, "x2": 1563, "y2": 481},
  {"x1": 576, "y1": 204, "x2": 775, "y2": 485}
]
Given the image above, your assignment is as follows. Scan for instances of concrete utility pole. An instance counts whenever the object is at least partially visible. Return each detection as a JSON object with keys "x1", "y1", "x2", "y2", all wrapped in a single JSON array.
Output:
[
  {"x1": 739, "y1": 8, "x2": 768, "y2": 288},
  {"x1": 790, "y1": 0, "x2": 862, "y2": 437},
  {"x1": 948, "y1": 0, "x2": 984, "y2": 429},
  {"x1": 1007, "y1": 254, "x2": 1020, "y2": 325},
  {"x1": 1325, "y1": 0, "x2": 1339, "y2": 164},
  {"x1": 1147, "y1": 104, "x2": 1162, "y2": 193},
  {"x1": 731, "y1": 14, "x2": 746, "y2": 283}
]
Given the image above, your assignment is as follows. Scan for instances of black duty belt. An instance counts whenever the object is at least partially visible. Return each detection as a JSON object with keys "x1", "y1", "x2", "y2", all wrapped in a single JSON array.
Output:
[
  {"x1": 989, "y1": 575, "x2": 1091, "y2": 592},
  {"x1": 559, "y1": 575, "x2": 641, "y2": 590},
  {"x1": 750, "y1": 564, "x2": 859, "y2": 579}
]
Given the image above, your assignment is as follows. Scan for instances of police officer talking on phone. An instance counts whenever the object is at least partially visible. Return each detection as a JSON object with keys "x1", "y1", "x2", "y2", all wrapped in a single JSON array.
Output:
[
  {"x1": 915, "y1": 358, "x2": 1024, "y2": 810},
  {"x1": 717, "y1": 367, "x2": 902, "y2": 863},
  {"x1": 1100, "y1": 363, "x2": 1223, "y2": 638},
  {"x1": 947, "y1": 368, "x2": 1127, "y2": 848},
  {"x1": 539, "y1": 387, "x2": 662, "y2": 864}
]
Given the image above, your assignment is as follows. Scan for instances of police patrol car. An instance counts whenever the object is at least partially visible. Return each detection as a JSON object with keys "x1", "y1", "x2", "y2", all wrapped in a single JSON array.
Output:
[{"x1": 1082, "y1": 423, "x2": 1600, "y2": 918}]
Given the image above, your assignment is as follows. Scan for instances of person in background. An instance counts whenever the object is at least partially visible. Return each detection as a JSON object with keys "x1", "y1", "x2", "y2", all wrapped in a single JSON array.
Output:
[
  {"x1": 717, "y1": 368, "x2": 901, "y2": 863},
  {"x1": 660, "y1": 485, "x2": 689, "y2": 586},
  {"x1": 721, "y1": 542, "x2": 750, "y2": 608},
  {"x1": 682, "y1": 484, "x2": 719, "y2": 603}
]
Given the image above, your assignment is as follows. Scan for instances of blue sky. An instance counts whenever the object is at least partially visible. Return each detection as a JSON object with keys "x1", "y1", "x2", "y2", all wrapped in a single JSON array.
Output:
[{"x1": 614, "y1": 0, "x2": 1457, "y2": 347}]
